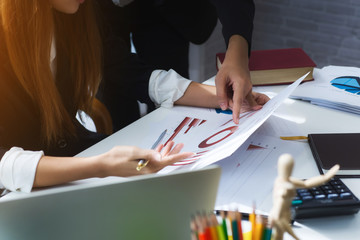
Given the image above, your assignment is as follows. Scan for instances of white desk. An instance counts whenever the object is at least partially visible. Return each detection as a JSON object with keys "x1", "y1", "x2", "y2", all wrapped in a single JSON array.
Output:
[
  {"x1": 76, "y1": 83, "x2": 360, "y2": 240},
  {"x1": 2, "y1": 82, "x2": 360, "y2": 240},
  {"x1": 253, "y1": 85, "x2": 360, "y2": 240}
]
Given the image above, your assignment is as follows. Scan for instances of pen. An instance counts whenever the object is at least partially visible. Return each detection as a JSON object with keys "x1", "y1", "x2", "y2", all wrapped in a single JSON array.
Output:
[{"x1": 136, "y1": 129, "x2": 167, "y2": 171}]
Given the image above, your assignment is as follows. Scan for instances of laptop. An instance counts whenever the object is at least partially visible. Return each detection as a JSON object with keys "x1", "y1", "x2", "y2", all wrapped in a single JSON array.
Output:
[{"x1": 0, "y1": 166, "x2": 221, "y2": 240}]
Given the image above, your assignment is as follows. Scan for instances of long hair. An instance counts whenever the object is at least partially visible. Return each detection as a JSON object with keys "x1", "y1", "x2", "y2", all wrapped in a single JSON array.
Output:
[{"x1": 0, "y1": 0, "x2": 102, "y2": 145}]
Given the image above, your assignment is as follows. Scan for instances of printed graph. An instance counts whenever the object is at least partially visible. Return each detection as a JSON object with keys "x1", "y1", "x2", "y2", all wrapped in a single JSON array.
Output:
[{"x1": 330, "y1": 76, "x2": 360, "y2": 95}]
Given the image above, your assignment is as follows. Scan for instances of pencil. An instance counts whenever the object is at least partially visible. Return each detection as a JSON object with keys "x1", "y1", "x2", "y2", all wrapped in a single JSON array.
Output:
[
  {"x1": 262, "y1": 219, "x2": 272, "y2": 240},
  {"x1": 230, "y1": 211, "x2": 239, "y2": 240},
  {"x1": 220, "y1": 211, "x2": 228, "y2": 240},
  {"x1": 249, "y1": 203, "x2": 256, "y2": 240},
  {"x1": 226, "y1": 213, "x2": 233, "y2": 240},
  {"x1": 203, "y1": 212, "x2": 213, "y2": 240},
  {"x1": 236, "y1": 211, "x2": 243, "y2": 240},
  {"x1": 216, "y1": 223, "x2": 227, "y2": 240},
  {"x1": 136, "y1": 129, "x2": 167, "y2": 171},
  {"x1": 254, "y1": 215, "x2": 264, "y2": 240},
  {"x1": 210, "y1": 213, "x2": 220, "y2": 240}
]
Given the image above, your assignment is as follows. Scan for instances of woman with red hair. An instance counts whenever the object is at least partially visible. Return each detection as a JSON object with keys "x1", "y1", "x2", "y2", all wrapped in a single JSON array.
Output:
[{"x1": 0, "y1": 0, "x2": 269, "y2": 194}]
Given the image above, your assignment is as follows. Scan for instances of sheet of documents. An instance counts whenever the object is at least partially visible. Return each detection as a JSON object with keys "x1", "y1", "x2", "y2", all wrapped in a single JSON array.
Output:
[
  {"x1": 146, "y1": 73, "x2": 308, "y2": 173},
  {"x1": 290, "y1": 65, "x2": 360, "y2": 114},
  {"x1": 214, "y1": 134, "x2": 306, "y2": 211}
]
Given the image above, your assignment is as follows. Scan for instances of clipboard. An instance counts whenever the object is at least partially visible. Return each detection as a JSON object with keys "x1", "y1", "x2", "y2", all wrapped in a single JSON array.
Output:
[{"x1": 308, "y1": 133, "x2": 360, "y2": 178}]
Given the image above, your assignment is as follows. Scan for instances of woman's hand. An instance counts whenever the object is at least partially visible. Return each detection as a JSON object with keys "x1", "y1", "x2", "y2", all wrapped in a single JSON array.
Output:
[
  {"x1": 98, "y1": 141, "x2": 193, "y2": 177},
  {"x1": 215, "y1": 35, "x2": 253, "y2": 124},
  {"x1": 33, "y1": 141, "x2": 192, "y2": 188}
]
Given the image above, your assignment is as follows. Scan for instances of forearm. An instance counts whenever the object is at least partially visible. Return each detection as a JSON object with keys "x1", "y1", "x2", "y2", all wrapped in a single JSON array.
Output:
[
  {"x1": 33, "y1": 155, "x2": 102, "y2": 188},
  {"x1": 225, "y1": 35, "x2": 249, "y2": 68},
  {"x1": 174, "y1": 82, "x2": 218, "y2": 108}
]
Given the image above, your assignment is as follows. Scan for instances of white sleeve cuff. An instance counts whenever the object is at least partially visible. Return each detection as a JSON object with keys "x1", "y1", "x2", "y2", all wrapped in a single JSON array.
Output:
[
  {"x1": 149, "y1": 69, "x2": 192, "y2": 108},
  {"x1": 0, "y1": 147, "x2": 43, "y2": 193}
]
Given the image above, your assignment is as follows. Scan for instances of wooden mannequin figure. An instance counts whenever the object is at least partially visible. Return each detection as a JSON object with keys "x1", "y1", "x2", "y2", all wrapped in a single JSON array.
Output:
[{"x1": 269, "y1": 153, "x2": 340, "y2": 240}]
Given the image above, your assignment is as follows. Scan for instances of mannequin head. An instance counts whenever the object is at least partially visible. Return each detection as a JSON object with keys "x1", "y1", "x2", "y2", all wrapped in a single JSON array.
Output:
[{"x1": 277, "y1": 154, "x2": 294, "y2": 180}]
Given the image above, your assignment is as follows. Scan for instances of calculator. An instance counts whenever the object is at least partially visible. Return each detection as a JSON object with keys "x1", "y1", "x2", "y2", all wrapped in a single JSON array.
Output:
[{"x1": 291, "y1": 177, "x2": 360, "y2": 219}]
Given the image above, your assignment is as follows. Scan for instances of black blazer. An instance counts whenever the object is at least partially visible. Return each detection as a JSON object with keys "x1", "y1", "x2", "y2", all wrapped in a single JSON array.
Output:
[
  {"x1": 210, "y1": 0, "x2": 255, "y2": 50},
  {"x1": 97, "y1": 0, "x2": 255, "y2": 48},
  {"x1": 95, "y1": 0, "x2": 254, "y2": 78}
]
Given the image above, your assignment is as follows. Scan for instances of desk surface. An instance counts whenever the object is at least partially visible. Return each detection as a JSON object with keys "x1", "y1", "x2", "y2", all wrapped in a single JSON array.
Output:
[
  {"x1": 73, "y1": 82, "x2": 360, "y2": 240},
  {"x1": 2, "y1": 81, "x2": 360, "y2": 240},
  {"x1": 251, "y1": 85, "x2": 360, "y2": 240}
]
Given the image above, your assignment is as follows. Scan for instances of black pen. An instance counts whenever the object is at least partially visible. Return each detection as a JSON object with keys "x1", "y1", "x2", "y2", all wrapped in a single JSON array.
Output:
[{"x1": 136, "y1": 129, "x2": 167, "y2": 171}]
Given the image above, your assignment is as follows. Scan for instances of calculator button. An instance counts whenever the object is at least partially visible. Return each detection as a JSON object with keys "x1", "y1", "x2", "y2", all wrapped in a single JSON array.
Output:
[
  {"x1": 340, "y1": 192, "x2": 352, "y2": 199},
  {"x1": 297, "y1": 189, "x2": 308, "y2": 193},
  {"x1": 315, "y1": 194, "x2": 326, "y2": 199},
  {"x1": 336, "y1": 188, "x2": 347, "y2": 193},
  {"x1": 327, "y1": 193, "x2": 339, "y2": 199},
  {"x1": 321, "y1": 185, "x2": 332, "y2": 190},
  {"x1": 302, "y1": 195, "x2": 314, "y2": 200},
  {"x1": 330, "y1": 180, "x2": 341, "y2": 185},
  {"x1": 325, "y1": 190, "x2": 336, "y2": 194},
  {"x1": 334, "y1": 185, "x2": 346, "y2": 190},
  {"x1": 299, "y1": 192, "x2": 311, "y2": 197},
  {"x1": 292, "y1": 199, "x2": 303, "y2": 205},
  {"x1": 312, "y1": 190, "x2": 323, "y2": 195}
]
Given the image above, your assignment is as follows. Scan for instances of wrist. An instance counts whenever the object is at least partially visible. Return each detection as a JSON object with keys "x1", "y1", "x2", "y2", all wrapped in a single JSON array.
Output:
[
  {"x1": 87, "y1": 155, "x2": 108, "y2": 178},
  {"x1": 226, "y1": 35, "x2": 249, "y2": 65}
]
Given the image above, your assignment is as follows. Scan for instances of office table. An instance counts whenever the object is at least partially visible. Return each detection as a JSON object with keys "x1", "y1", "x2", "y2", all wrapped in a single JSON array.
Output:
[
  {"x1": 73, "y1": 81, "x2": 360, "y2": 240},
  {"x1": 2, "y1": 80, "x2": 360, "y2": 240},
  {"x1": 253, "y1": 84, "x2": 360, "y2": 240}
]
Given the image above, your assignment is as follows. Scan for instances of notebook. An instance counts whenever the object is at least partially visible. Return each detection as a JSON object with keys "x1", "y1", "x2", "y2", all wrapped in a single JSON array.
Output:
[
  {"x1": 308, "y1": 133, "x2": 360, "y2": 177},
  {"x1": 0, "y1": 166, "x2": 221, "y2": 240}
]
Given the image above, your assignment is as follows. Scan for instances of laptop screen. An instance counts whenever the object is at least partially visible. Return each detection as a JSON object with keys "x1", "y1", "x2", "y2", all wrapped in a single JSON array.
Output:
[{"x1": 0, "y1": 166, "x2": 221, "y2": 240}]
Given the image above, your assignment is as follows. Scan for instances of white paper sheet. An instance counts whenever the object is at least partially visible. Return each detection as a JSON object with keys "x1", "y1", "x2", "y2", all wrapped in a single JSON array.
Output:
[
  {"x1": 214, "y1": 135, "x2": 306, "y2": 211},
  {"x1": 290, "y1": 65, "x2": 360, "y2": 114},
  {"x1": 150, "y1": 73, "x2": 308, "y2": 173}
]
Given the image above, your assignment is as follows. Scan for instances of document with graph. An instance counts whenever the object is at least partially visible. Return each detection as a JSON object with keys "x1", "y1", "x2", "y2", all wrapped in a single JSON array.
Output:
[
  {"x1": 290, "y1": 65, "x2": 360, "y2": 114},
  {"x1": 214, "y1": 134, "x2": 306, "y2": 211},
  {"x1": 138, "y1": 73, "x2": 308, "y2": 173}
]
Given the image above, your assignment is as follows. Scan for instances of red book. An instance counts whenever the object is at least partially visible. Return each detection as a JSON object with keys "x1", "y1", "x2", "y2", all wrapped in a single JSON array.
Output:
[{"x1": 216, "y1": 48, "x2": 316, "y2": 86}]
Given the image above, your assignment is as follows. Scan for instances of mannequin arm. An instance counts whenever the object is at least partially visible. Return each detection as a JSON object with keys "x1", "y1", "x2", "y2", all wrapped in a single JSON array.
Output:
[{"x1": 290, "y1": 164, "x2": 340, "y2": 188}]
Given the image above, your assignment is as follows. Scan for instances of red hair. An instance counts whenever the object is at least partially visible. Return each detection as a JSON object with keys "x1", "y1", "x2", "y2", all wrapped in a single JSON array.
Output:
[{"x1": 0, "y1": 0, "x2": 102, "y2": 144}]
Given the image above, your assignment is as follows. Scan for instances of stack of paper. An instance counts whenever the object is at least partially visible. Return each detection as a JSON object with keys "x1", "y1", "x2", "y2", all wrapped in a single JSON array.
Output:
[{"x1": 290, "y1": 65, "x2": 360, "y2": 114}]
